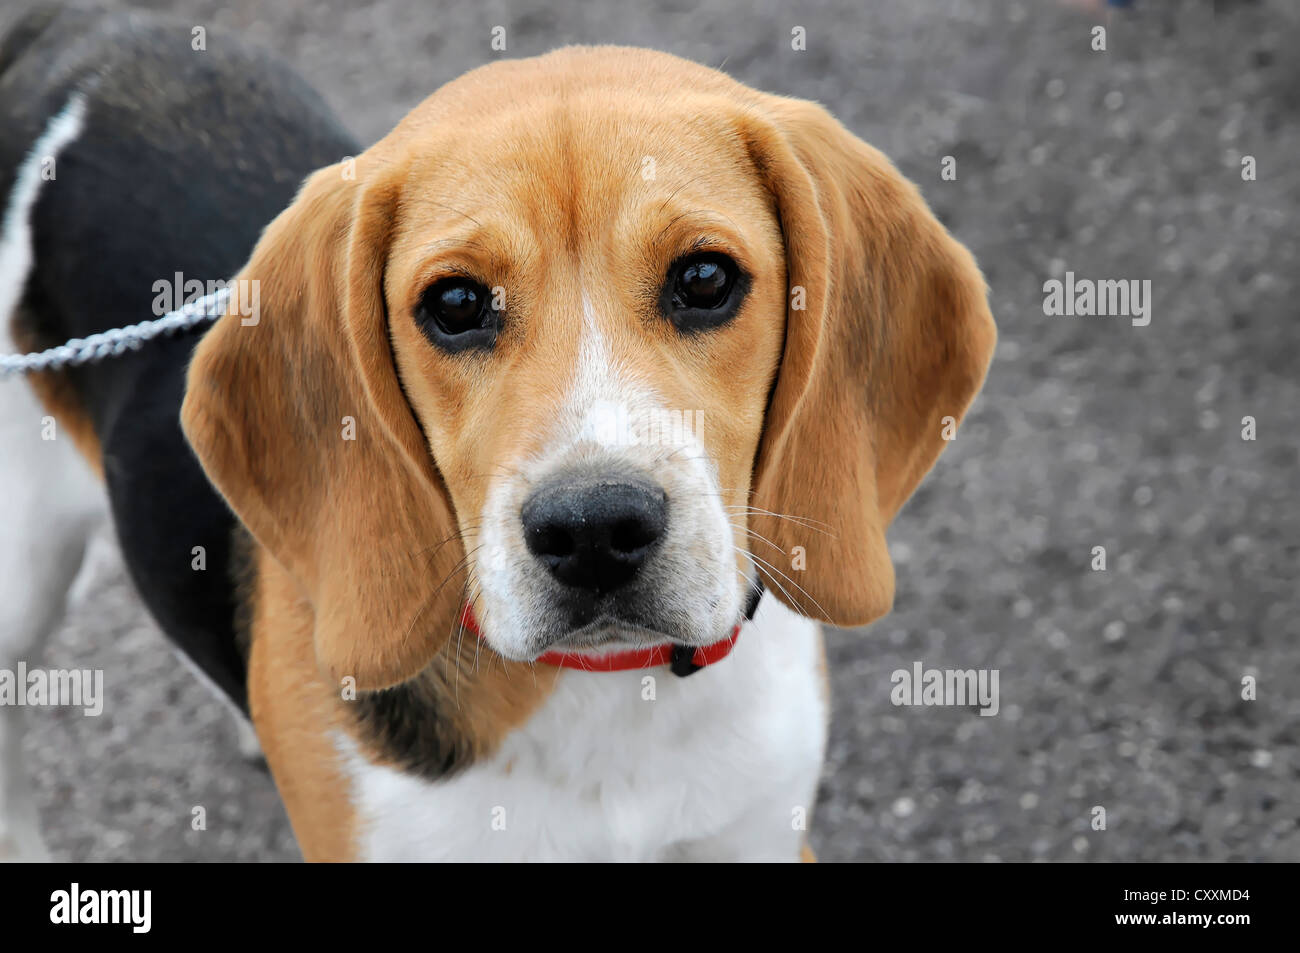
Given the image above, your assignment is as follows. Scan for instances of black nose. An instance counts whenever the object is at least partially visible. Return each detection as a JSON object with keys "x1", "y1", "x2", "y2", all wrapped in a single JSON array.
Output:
[{"x1": 521, "y1": 477, "x2": 668, "y2": 593}]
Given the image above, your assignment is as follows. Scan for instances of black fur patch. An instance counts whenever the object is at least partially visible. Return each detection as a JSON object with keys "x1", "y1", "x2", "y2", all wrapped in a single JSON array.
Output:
[
  {"x1": 0, "y1": 6, "x2": 359, "y2": 716},
  {"x1": 352, "y1": 678, "x2": 478, "y2": 781}
]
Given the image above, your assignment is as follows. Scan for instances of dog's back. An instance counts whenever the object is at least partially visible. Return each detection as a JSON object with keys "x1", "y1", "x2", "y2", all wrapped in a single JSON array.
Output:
[{"x1": 0, "y1": 4, "x2": 357, "y2": 714}]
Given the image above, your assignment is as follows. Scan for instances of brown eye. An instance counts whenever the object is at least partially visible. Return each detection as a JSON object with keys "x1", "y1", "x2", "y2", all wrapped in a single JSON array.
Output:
[
  {"x1": 415, "y1": 278, "x2": 499, "y2": 352},
  {"x1": 675, "y1": 256, "x2": 733, "y2": 309},
  {"x1": 663, "y1": 252, "x2": 746, "y2": 332}
]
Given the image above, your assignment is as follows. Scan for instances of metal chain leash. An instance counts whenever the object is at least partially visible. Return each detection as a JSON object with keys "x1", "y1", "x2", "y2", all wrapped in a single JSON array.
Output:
[{"x1": 0, "y1": 287, "x2": 230, "y2": 378}]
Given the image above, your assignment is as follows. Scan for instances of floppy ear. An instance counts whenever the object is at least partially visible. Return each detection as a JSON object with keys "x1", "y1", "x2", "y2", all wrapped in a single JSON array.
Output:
[
  {"x1": 181, "y1": 163, "x2": 466, "y2": 690},
  {"x1": 743, "y1": 98, "x2": 996, "y2": 626}
]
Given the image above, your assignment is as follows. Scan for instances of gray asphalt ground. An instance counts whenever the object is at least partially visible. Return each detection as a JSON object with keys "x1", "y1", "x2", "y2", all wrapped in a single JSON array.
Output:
[{"x1": 17, "y1": 0, "x2": 1300, "y2": 861}]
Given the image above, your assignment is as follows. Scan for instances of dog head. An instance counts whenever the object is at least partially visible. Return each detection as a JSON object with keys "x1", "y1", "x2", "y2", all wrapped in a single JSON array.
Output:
[{"x1": 182, "y1": 47, "x2": 995, "y2": 689}]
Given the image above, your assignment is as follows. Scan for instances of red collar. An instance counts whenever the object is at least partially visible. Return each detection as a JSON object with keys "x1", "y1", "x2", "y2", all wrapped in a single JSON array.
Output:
[{"x1": 459, "y1": 602, "x2": 741, "y2": 674}]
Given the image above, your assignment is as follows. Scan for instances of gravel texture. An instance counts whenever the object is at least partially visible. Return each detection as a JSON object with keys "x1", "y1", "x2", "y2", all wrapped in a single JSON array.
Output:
[{"x1": 16, "y1": 0, "x2": 1300, "y2": 861}]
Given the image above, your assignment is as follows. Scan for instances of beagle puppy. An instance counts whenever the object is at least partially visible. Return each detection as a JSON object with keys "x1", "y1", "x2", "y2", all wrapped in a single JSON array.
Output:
[{"x1": 0, "y1": 6, "x2": 994, "y2": 861}]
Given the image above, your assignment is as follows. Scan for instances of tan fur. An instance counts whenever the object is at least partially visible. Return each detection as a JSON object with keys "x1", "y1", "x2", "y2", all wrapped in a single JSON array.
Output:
[
  {"x1": 249, "y1": 540, "x2": 560, "y2": 861},
  {"x1": 247, "y1": 553, "x2": 359, "y2": 861},
  {"x1": 375, "y1": 57, "x2": 790, "y2": 614},
  {"x1": 741, "y1": 96, "x2": 997, "y2": 626},
  {"x1": 179, "y1": 46, "x2": 996, "y2": 859}
]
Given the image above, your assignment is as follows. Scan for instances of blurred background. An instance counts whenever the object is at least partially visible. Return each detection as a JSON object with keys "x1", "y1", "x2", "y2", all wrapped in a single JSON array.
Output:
[{"x1": 15, "y1": 0, "x2": 1298, "y2": 861}]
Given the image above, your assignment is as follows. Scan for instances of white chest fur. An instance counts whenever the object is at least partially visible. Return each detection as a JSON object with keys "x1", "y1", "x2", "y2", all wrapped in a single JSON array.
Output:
[{"x1": 337, "y1": 597, "x2": 827, "y2": 861}]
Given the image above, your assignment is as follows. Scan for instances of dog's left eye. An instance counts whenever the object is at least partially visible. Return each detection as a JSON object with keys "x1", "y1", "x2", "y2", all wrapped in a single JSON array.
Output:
[
  {"x1": 663, "y1": 252, "x2": 745, "y2": 332},
  {"x1": 415, "y1": 277, "x2": 499, "y2": 352}
]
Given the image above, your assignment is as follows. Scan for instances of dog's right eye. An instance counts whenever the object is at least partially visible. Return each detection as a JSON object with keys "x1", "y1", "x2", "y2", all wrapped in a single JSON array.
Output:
[{"x1": 415, "y1": 278, "x2": 499, "y2": 352}]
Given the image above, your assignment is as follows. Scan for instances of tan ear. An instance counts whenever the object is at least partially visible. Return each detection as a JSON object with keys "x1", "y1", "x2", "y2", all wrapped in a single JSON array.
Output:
[
  {"x1": 742, "y1": 97, "x2": 996, "y2": 626},
  {"x1": 181, "y1": 164, "x2": 465, "y2": 690}
]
